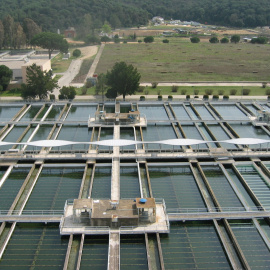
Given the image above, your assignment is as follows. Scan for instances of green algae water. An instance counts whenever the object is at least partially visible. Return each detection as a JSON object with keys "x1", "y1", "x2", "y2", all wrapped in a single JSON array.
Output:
[
  {"x1": 201, "y1": 165, "x2": 244, "y2": 209},
  {"x1": 23, "y1": 166, "x2": 84, "y2": 211},
  {"x1": 229, "y1": 220, "x2": 270, "y2": 270},
  {"x1": 65, "y1": 105, "x2": 97, "y2": 121},
  {"x1": 138, "y1": 105, "x2": 169, "y2": 121},
  {"x1": 120, "y1": 235, "x2": 148, "y2": 270},
  {"x1": 53, "y1": 125, "x2": 92, "y2": 150},
  {"x1": 0, "y1": 166, "x2": 30, "y2": 211},
  {"x1": 0, "y1": 223, "x2": 68, "y2": 270},
  {"x1": 91, "y1": 166, "x2": 111, "y2": 198},
  {"x1": 171, "y1": 105, "x2": 191, "y2": 120},
  {"x1": 212, "y1": 104, "x2": 248, "y2": 120},
  {"x1": 142, "y1": 124, "x2": 178, "y2": 150},
  {"x1": 160, "y1": 221, "x2": 232, "y2": 269},
  {"x1": 120, "y1": 166, "x2": 140, "y2": 198},
  {"x1": 19, "y1": 105, "x2": 42, "y2": 122},
  {"x1": 149, "y1": 165, "x2": 206, "y2": 209},
  {"x1": 194, "y1": 105, "x2": 215, "y2": 120},
  {"x1": 80, "y1": 235, "x2": 109, "y2": 270},
  {"x1": 0, "y1": 105, "x2": 22, "y2": 121},
  {"x1": 236, "y1": 165, "x2": 270, "y2": 207}
]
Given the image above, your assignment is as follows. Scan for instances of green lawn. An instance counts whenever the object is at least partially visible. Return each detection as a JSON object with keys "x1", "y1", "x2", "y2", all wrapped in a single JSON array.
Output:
[
  {"x1": 75, "y1": 85, "x2": 270, "y2": 97},
  {"x1": 96, "y1": 39, "x2": 270, "y2": 82}
]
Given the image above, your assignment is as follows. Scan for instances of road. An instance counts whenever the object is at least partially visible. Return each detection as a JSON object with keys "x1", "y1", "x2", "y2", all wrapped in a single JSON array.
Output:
[{"x1": 53, "y1": 59, "x2": 83, "y2": 97}]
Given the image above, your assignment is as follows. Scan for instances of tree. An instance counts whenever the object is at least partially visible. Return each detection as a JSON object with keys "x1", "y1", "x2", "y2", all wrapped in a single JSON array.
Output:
[
  {"x1": 144, "y1": 36, "x2": 154, "y2": 43},
  {"x1": 251, "y1": 36, "x2": 268, "y2": 44},
  {"x1": 0, "y1": 65, "x2": 13, "y2": 91},
  {"x1": 31, "y1": 32, "x2": 69, "y2": 59},
  {"x1": 78, "y1": 14, "x2": 93, "y2": 38},
  {"x1": 102, "y1": 22, "x2": 111, "y2": 34},
  {"x1": 163, "y1": 39, "x2": 169, "y2": 43},
  {"x1": 220, "y1": 37, "x2": 229, "y2": 43},
  {"x1": 106, "y1": 62, "x2": 141, "y2": 100},
  {"x1": 209, "y1": 36, "x2": 219, "y2": 43},
  {"x1": 230, "y1": 35, "x2": 240, "y2": 43},
  {"x1": 21, "y1": 64, "x2": 58, "y2": 100},
  {"x1": 23, "y1": 18, "x2": 41, "y2": 46},
  {"x1": 0, "y1": 20, "x2": 4, "y2": 49},
  {"x1": 101, "y1": 36, "x2": 111, "y2": 43},
  {"x1": 110, "y1": 14, "x2": 121, "y2": 29},
  {"x1": 13, "y1": 23, "x2": 26, "y2": 49},
  {"x1": 95, "y1": 73, "x2": 107, "y2": 102},
  {"x1": 84, "y1": 34, "x2": 101, "y2": 45},
  {"x1": 3, "y1": 15, "x2": 14, "y2": 48},
  {"x1": 190, "y1": 36, "x2": 200, "y2": 43},
  {"x1": 59, "y1": 86, "x2": 76, "y2": 100}
]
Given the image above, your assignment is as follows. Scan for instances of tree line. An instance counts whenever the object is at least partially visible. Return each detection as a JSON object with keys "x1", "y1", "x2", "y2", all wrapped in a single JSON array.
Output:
[
  {"x1": 0, "y1": 16, "x2": 41, "y2": 49},
  {"x1": 0, "y1": 0, "x2": 270, "y2": 34}
]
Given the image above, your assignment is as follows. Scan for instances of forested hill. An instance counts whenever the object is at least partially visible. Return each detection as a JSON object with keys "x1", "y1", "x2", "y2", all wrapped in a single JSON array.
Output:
[{"x1": 0, "y1": 0, "x2": 270, "y2": 31}]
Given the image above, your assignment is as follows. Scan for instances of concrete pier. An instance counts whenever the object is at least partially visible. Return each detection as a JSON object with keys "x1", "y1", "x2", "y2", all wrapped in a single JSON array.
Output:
[
  {"x1": 108, "y1": 231, "x2": 120, "y2": 270},
  {"x1": 111, "y1": 125, "x2": 120, "y2": 200}
]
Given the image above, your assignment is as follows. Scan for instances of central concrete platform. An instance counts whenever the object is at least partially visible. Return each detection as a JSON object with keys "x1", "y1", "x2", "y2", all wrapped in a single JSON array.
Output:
[{"x1": 60, "y1": 198, "x2": 169, "y2": 235}]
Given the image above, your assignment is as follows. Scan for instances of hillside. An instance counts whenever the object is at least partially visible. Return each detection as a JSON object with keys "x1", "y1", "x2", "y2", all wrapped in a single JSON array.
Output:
[{"x1": 0, "y1": 0, "x2": 270, "y2": 31}]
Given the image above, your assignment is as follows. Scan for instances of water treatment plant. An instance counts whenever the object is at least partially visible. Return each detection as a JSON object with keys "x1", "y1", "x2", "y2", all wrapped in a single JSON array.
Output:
[{"x1": 0, "y1": 100, "x2": 270, "y2": 269}]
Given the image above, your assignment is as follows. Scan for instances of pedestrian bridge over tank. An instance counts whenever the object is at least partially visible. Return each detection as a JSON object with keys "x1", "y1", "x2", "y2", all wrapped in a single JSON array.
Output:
[{"x1": 1, "y1": 206, "x2": 270, "y2": 223}]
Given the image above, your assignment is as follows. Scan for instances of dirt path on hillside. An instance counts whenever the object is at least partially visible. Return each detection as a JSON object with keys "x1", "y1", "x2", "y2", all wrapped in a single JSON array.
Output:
[{"x1": 79, "y1": 46, "x2": 98, "y2": 59}]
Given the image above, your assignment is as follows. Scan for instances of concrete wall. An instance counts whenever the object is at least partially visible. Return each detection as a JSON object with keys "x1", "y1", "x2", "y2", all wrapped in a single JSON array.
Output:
[{"x1": 21, "y1": 59, "x2": 51, "y2": 83}]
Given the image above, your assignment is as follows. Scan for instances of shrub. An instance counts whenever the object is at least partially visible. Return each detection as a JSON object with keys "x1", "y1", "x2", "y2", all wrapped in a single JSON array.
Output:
[
  {"x1": 209, "y1": 36, "x2": 219, "y2": 43},
  {"x1": 158, "y1": 95, "x2": 162, "y2": 100},
  {"x1": 213, "y1": 95, "x2": 219, "y2": 100},
  {"x1": 223, "y1": 95, "x2": 229, "y2": 100},
  {"x1": 230, "y1": 89, "x2": 237, "y2": 95},
  {"x1": 220, "y1": 37, "x2": 229, "y2": 43},
  {"x1": 163, "y1": 39, "x2": 169, "y2": 43},
  {"x1": 168, "y1": 95, "x2": 173, "y2": 100},
  {"x1": 144, "y1": 36, "x2": 154, "y2": 43},
  {"x1": 194, "y1": 89, "x2": 199, "y2": 95},
  {"x1": 58, "y1": 94, "x2": 65, "y2": 100},
  {"x1": 218, "y1": 89, "x2": 225, "y2": 95},
  {"x1": 265, "y1": 89, "x2": 270, "y2": 95},
  {"x1": 205, "y1": 89, "x2": 213, "y2": 95},
  {"x1": 138, "y1": 40, "x2": 142, "y2": 43},
  {"x1": 268, "y1": 95, "x2": 270, "y2": 101},
  {"x1": 72, "y1": 49, "x2": 81, "y2": 58},
  {"x1": 140, "y1": 96, "x2": 145, "y2": 101},
  {"x1": 151, "y1": 82, "x2": 158, "y2": 88},
  {"x1": 186, "y1": 95, "x2": 190, "y2": 100},
  {"x1": 194, "y1": 95, "x2": 199, "y2": 99},
  {"x1": 181, "y1": 89, "x2": 187, "y2": 95},
  {"x1": 262, "y1": 82, "x2": 268, "y2": 88},
  {"x1": 114, "y1": 38, "x2": 120, "y2": 43},
  {"x1": 81, "y1": 87, "x2": 87, "y2": 95},
  {"x1": 157, "y1": 89, "x2": 162, "y2": 95},
  {"x1": 242, "y1": 89, "x2": 250, "y2": 95},
  {"x1": 123, "y1": 40, "x2": 127, "y2": 43},
  {"x1": 144, "y1": 89, "x2": 149, "y2": 95},
  {"x1": 203, "y1": 95, "x2": 209, "y2": 100},
  {"x1": 85, "y1": 80, "x2": 93, "y2": 88},
  {"x1": 190, "y1": 36, "x2": 200, "y2": 43},
  {"x1": 171, "y1": 85, "x2": 178, "y2": 92},
  {"x1": 49, "y1": 94, "x2": 55, "y2": 100},
  {"x1": 137, "y1": 86, "x2": 145, "y2": 93}
]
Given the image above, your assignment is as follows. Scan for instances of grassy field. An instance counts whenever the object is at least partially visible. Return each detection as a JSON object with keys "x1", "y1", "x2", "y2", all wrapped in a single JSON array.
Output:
[
  {"x1": 75, "y1": 85, "x2": 270, "y2": 96},
  {"x1": 96, "y1": 39, "x2": 270, "y2": 82}
]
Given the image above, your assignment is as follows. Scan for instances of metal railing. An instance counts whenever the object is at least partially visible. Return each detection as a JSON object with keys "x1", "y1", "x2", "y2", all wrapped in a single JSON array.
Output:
[
  {"x1": 167, "y1": 206, "x2": 270, "y2": 214},
  {"x1": 0, "y1": 209, "x2": 64, "y2": 216}
]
